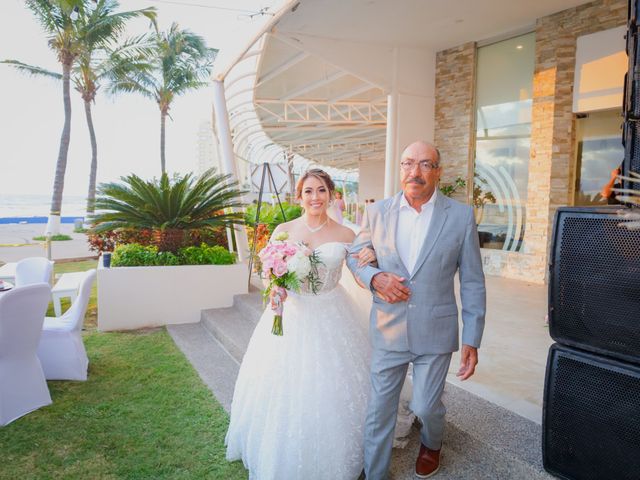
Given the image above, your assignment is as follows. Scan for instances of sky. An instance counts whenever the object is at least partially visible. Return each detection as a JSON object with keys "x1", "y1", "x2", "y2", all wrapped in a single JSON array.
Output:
[{"x1": 0, "y1": 0, "x2": 281, "y2": 196}]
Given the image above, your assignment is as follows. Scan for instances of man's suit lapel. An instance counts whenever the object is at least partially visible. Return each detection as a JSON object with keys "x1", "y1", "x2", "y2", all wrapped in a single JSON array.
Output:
[{"x1": 410, "y1": 195, "x2": 449, "y2": 280}]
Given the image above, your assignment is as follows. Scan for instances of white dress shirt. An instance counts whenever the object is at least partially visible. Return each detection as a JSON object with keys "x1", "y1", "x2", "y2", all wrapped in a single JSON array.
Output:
[{"x1": 396, "y1": 191, "x2": 437, "y2": 274}]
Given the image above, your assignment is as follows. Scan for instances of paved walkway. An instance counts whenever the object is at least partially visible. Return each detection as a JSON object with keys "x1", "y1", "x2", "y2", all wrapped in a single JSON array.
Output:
[
  {"x1": 448, "y1": 275, "x2": 551, "y2": 423},
  {"x1": 0, "y1": 224, "x2": 95, "y2": 263}
]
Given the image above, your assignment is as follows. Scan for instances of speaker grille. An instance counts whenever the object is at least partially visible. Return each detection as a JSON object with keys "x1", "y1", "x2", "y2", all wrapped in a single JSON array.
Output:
[
  {"x1": 627, "y1": 121, "x2": 640, "y2": 176},
  {"x1": 551, "y1": 209, "x2": 640, "y2": 362},
  {"x1": 544, "y1": 345, "x2": 640, "y2": 480}
]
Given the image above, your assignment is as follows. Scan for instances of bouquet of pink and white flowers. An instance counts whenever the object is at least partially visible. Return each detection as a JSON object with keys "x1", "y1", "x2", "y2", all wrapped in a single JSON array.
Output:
[{"x1": 258, "y1": 231, "x2": 322, "y2": 335}]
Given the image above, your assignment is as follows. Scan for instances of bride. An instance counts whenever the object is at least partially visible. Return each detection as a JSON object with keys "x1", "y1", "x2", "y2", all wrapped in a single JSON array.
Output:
[{"x1": 225, "y1": 168, "x2": 378, "y2": 479}]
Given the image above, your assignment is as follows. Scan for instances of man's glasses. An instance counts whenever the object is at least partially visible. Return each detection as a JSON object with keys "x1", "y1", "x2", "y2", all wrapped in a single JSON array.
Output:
[{"x1": 400, "y1": 160, "x2": 440, "y2": 172}]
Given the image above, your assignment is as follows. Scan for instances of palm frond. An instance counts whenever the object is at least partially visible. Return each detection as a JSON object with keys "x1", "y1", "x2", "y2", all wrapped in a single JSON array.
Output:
[
  {"x1": 92, "y1": 171, "x2": 245, "y2": 232},
  {"x1": 1, "y1": 60, "x2": 62, "y2": 80}
]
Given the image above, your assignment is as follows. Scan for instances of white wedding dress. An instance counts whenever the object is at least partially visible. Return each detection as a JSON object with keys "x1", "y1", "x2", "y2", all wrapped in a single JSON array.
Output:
[{"x1": 225, "y1": 242, "x2": 371, "y2": 480}]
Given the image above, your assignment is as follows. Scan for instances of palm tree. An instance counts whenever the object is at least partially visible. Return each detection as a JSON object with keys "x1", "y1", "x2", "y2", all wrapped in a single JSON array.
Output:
[
  {"x1": 91, "y1": 169, "x2": 245, "y2": 252},
  {"x1": 72, "y1": 1, "x2": 156, "y2": 216},
  {"x1": 108, "y1": 23, "x2": 217, "y2": 174},
  {"x1": 3, "y1": 1, "x2": 156, "y2": 222}
]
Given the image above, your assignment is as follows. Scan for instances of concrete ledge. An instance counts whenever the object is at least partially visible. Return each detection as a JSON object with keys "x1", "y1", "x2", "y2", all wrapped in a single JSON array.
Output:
[{"x1": 97, "y1": 260, "x2": 248, "y2": 331}]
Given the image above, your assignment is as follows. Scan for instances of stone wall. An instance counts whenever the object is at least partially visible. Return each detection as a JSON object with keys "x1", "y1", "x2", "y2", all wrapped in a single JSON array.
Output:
[
  {"x1": 434, "y1": 42, "x2": 476, "y2": 202},
  {"x1": 524, "y1": 0, "x2": 626, "y2": 283},
  {"x1": 432, "y1": 0, "x2": 627, "y2": 284}
]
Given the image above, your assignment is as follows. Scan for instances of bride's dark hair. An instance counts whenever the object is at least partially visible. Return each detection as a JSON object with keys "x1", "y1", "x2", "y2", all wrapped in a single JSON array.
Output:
[{"x1": 295, "y1": 168, "x2": 335, "y2": 199}]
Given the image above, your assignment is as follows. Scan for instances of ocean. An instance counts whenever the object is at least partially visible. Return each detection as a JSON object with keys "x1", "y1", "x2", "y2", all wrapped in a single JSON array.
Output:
[{"x1": 0, "y1": 194, "x2": 87, "y2": 223}]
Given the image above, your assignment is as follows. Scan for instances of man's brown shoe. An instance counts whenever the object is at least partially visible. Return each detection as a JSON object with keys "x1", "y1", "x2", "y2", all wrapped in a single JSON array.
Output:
[{"x1": 415, "y1": 443, "x2": 440, "y2": 478}]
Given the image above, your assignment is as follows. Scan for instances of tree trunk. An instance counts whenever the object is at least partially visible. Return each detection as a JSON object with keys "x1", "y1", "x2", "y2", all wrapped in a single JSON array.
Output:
[
  {"x1": 84, "y1": 99, "x2": 98, "y2": 217},
  {"x1": 160, "y1": 110, "x2": 166, "y2": 174},
  {"x1": 47, "y1": 59, "x2": 73, "y2": 234}
]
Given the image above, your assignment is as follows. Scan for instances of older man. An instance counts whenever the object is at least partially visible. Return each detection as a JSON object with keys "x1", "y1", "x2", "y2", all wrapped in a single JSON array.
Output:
[{"x1": 347, "y1": 140, "x2": 486, "y2": 479}]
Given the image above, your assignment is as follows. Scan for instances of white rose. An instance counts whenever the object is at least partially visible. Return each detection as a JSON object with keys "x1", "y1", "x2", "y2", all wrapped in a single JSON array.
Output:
[
  {"x1": 287, "y1": 251, "x2": 311, "y2": 278},
  {"x1": 286, "y1": 255, "x2": 299, "y2": 276}
]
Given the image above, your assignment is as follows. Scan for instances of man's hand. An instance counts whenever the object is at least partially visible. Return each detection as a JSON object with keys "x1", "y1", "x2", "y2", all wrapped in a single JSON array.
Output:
[
  {"x1": 456, "y1": 345, "x2": 478, "y2": 381},
  {"x1": 371, "y1": 272, "x2": 410, "y2": 303}
]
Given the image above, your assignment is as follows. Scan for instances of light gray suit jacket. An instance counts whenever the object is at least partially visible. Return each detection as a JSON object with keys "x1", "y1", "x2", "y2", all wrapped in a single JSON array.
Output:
[{"x1": 347, "y1": 192, "x2": 486, "y2": 355}]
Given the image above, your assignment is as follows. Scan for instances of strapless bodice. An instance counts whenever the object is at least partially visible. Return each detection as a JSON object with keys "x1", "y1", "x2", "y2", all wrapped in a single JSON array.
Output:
[{"x1": 298, "y1": 241, "x2": 347, "y2": 295}]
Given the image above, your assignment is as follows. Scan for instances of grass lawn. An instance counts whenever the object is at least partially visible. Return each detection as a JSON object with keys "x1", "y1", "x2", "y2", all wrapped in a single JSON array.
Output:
[
  {"x1": 0, "y1": 260, "x2": 247, "y2": 479},
  {"x1": 33, "y1": 234, "x2": 73, "y2": 241}
]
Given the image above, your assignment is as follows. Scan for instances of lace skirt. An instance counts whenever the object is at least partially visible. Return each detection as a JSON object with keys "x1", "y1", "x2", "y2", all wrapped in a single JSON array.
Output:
[{"x1": 225, "y1": 285, "x2": 371, "y2": 480}]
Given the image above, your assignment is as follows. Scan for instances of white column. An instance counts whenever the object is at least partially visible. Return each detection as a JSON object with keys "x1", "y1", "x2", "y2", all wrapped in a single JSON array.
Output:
[
  {"x1": 384, "y1": 47, "x2": 399, "y2": 198},
  {"x1": 384, "y1": 91, "x2": 398, "y2": 198},
  {"x1": 212, "y1": 79, "x2": 250, "y2": 262}
]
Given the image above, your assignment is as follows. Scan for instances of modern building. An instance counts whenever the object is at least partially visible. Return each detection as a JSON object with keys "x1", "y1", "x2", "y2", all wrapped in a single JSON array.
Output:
[
  {"x1": 213, "y1": 0, "x2": 628, "y2": 283},
  {"x1": 195, "y1": 120, "x2": 221, "y2": 175}
]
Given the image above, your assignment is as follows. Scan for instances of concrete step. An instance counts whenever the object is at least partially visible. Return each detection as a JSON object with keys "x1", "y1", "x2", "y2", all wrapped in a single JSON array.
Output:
[
  {"x1": 167, "y1": 322, "x2": 239, "y2": 412},
  {"x1": 168, "y1": 289, "x2": 553, "y2": 479},
  {"x1": 200, "y1": 289, "x2": 263, "y2": 363},
  {"x1": 232, "y1": 289, "x2": 264, "y2": 321}
]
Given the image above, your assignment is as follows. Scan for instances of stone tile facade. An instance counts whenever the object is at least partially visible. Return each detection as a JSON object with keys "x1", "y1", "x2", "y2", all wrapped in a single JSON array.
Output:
[
  {"x1": 525, "y1": 0, "x2": 626, "y2": 283},
  {"x1": 434, "y1": 42, "x2": 476, "y2": 202},
  {"x1": 435, "y1": 0, "x2": 627, "y2": 283}
]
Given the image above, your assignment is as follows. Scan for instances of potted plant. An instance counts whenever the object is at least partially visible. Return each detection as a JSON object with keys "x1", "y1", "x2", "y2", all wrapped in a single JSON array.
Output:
[{"x1": 90, "y1": 169, "x2": 248, "y2": 331}]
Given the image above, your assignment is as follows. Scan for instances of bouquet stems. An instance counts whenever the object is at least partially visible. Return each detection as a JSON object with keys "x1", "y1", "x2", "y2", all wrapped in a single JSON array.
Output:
[{"x1": 271, "y1": 315, "x2": 283, "y2": 336}]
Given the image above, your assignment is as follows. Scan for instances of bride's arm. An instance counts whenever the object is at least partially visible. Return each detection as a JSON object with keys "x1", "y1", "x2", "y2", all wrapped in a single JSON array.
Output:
[{"x1": 346, "y1": 208, "x2": 381, "y2": 290}]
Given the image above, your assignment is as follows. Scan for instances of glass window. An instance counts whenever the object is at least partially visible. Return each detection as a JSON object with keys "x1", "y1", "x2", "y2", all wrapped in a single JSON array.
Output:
[
  {"x1": 474, "y1": 33, "x2": 535, "y2": 252},
  {"x1": 573, "y1": 110, "x2": 624, "y2": 206}
]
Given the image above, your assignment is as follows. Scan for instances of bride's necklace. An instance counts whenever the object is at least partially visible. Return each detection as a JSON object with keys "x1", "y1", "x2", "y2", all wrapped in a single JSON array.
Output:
[{"x1": 304, "y1": 218, "x2": 327, "y2": 233}]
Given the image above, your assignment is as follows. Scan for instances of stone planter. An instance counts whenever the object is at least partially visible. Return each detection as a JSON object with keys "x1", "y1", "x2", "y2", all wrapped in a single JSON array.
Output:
[{"x1": 97, "y1": 257, "x2": 248, "y2": 331}]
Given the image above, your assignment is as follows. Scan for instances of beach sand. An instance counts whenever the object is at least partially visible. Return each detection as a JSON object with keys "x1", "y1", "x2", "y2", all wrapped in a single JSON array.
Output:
[{"x1": 0, "y1": 224, "x2": 95, "y2": 263}]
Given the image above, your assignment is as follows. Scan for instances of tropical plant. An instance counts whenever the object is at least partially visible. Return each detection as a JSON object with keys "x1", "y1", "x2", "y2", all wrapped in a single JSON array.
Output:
[
  {"x1": 91, "y1": 169, "x2": 245, "y2": 252},
  {"x1": 244, "y1": 202, "x2": 303, "y2": 232},
  {"x1": 473, "y1": 173, "x2": 497, "y2": 225},
  {"x1": 614, "y1": 171, "x2": 640, "y2": 230},
  {"x1": 439, "y1": 176, "x2": 466, "y2": 197},
  {"x1": 108, "y1": 23, "x2": 217, "y2": 173},
  {"x1": 86, "y1": 225, "x2": 228, "y2": 253},
  {"x1": 2, "y1": 1, "x2": 155, "y2": 232}
]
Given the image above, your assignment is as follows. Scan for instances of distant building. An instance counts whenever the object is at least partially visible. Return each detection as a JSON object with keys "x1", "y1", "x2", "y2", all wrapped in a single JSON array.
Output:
[{"x1": 196, "y1": 120, "x2": 222, "y2": 175}]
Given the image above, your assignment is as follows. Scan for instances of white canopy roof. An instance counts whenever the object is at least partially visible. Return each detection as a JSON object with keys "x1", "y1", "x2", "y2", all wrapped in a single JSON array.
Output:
[{"x1": 219, "y1": 0, "x2": 591, "y2": 173}]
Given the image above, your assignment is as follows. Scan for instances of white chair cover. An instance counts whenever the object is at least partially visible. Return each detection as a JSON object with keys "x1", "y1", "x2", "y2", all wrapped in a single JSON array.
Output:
[
  {"x1": 15, "y1": 257, "x2": 54, "y2": 287},
  {"x1": 0, "y1": 283, "x2": 52, "y2": 426},
  {"x1": 37, "y1": 269, "x2": 96, "y2": 381}
]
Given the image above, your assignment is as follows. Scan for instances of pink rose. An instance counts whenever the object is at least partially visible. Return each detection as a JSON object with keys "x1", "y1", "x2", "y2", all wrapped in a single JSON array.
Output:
[
  {"x1": 273, "y1": 260, "x2": 288, "y2": 277},
  {"x1": 284, "y1": 244, "x2": 297, "y2": 257}
]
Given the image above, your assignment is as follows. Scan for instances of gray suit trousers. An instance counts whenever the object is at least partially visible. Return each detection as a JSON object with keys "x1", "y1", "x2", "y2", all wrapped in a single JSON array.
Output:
[{"x1": 364, "y1": 350, "x2": 452, "y2": 480}]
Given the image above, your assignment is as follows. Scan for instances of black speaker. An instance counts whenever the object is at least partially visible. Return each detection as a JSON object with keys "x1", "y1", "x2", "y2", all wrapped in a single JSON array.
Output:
[
  {"x1": 549, "y1": 206, "x2": 640, "y2": 364},
  {"x1": 543, "y1": 343, "x2": 640, "y2": 480},
  {"x1": 623, "y1": 0, "x2": 640, "y2": 188}
]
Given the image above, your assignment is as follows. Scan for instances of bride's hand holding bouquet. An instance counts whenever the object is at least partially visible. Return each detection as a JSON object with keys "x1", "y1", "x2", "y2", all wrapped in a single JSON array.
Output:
[{"x1": 258, "y1": 231, "x2": 322, "y2": 335}]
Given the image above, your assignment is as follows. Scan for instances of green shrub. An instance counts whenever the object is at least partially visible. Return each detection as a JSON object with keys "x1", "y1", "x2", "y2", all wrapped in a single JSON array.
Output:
[
  {"x1": 112, "y1": 244, "x2": 158, "y2": 267},
  {"x1": 33, "y1": 234, "x2": 72, "y2": 241},
  {"x1": 179, "y1": 244, "x2": 236, "y2": 265},
  {"x1": 244, "y1": 202, "x2": 302, "y2": 232},
  {"x1": 111, "y1": 243, "x2": 236, "y2": 267},
  {"x1": 155, "y1": 251, "x2": 180, "y2": 266}
]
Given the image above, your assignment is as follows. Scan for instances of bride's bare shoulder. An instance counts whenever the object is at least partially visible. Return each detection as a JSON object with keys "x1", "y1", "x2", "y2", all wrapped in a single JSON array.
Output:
[
  {"x1": 332, "y1": 222, "x2": 356, "y2": 243},
  {"x1": 272, "y1": 218, "x2": 301, "y2": 235}
]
